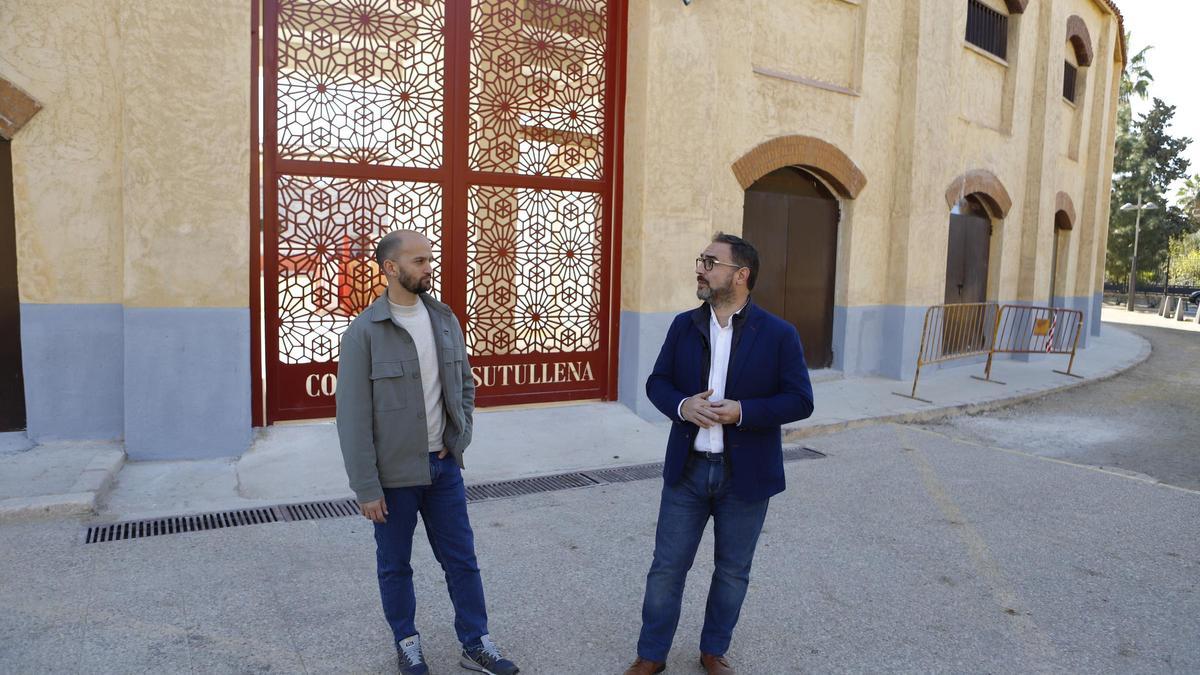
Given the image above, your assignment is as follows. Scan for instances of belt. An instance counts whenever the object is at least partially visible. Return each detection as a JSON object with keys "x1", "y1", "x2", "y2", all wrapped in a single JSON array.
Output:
[{"x1": 690, "y1": 449, "x2": 726, "y2": 462}]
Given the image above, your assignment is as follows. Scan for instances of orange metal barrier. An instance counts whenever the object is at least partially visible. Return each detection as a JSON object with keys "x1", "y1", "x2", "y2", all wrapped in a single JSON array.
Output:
[
  {"x1": 895, "y1": 303, "x2": 998, "y2": 402},
  {"x1": 978, "y1": 304, "x2": 1084, "y2": 382}
]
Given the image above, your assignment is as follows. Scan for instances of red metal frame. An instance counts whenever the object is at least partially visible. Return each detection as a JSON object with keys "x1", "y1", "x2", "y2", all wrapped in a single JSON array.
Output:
[
  {"x1": 257, "y1": 0, "x2": 629, "y2": 422},
  {"x1": 250, "y1": 0, "x2": 263, "y2": 427}
]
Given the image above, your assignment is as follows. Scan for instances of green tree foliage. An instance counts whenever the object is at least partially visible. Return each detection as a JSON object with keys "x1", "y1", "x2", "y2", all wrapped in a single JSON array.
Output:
[
  {"x1": 1169, "y1": 233, "x2": 1200, "y2": 286},
  {"x1": 1106, "y1": 97, "x2": 1193, "y2": 285},
  {"x1": 1166, "y1": 178, "x2": 1200, "y2": 287}
]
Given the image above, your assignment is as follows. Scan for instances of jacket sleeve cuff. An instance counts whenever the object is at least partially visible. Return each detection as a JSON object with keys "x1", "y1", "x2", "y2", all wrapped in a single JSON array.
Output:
[
  {"x1": 353, "y1": 483, "x2": 384, "y2": 504},
  {"x1": 676, "y1": 397, "x2": 687, "y2": 421}
]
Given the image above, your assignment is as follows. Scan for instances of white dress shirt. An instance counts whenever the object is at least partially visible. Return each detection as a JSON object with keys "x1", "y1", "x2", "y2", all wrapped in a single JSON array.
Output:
[{"x1": 678, "y1": 303, "x2": 746, "y2": 453}]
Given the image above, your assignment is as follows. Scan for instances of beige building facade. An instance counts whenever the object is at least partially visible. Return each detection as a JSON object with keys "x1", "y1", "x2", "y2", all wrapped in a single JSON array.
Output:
[{"x1": 0, "y1": 0, "x2": 1123, "y2": 457}]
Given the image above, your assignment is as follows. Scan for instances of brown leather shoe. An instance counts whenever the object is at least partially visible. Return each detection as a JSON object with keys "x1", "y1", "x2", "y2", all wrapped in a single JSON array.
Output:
[
  {"x1": 623, "y1": 656, "x2": 666, "y2": 674},
  {"x1": 700, "y1": 652, "x2": 735, "y2": 675}
]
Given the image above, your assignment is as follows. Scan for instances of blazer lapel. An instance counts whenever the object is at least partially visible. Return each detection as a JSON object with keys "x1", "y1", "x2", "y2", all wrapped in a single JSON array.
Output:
[{"x1": 725, "y1": 308, "x2": 763, "y2": 395}]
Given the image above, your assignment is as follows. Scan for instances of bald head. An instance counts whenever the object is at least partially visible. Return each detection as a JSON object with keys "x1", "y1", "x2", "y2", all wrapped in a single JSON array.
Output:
[{"x1": 375, "y1": 229, "x2": 429, "y2": 267}]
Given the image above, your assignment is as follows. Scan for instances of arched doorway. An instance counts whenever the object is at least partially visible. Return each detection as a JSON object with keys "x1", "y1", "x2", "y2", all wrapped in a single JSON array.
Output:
[
  {"x1": 945, "y1": 195, "x2": 992, "y2": 305},
  {"x1": 1050, "y1": 209, "x2": 1073, "y2": 306},
  {"x1": 741, "y1": 167, "x2": 838, "y2": 369}
]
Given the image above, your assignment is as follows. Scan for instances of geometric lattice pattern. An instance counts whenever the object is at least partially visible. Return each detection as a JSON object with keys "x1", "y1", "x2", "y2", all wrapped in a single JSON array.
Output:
[
  {"x1": 276, "y1": 175, "x2": 442, "y2": 363},
  {"x1": 265, "y1": 0, "x2": 616, "y2": 415},
  {"x1": 469, "y1": 0, "x2": 607, "y2": 179},
  {"x1": 277, "y1": 0, "x2": 444, "y2": 167},
  {"x1": 466, "y1": 185, "x2": 601, "y2": 355}
]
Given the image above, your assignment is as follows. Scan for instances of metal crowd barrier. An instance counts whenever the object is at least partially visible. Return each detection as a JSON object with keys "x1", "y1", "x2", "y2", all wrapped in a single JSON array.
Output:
[
  {"x1": 896, "y1": 302, "x2": 1084, "y2": 402},
  {"x1": 977, "y1": 304, "x2": 1084, "y2": 383},
  {"x1": 894, "y1": 302, "x2": 998, "y2": 403}
]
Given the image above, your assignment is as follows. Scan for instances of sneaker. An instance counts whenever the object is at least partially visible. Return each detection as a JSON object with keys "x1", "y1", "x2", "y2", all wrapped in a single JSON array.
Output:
[
  {"x1": 397, "y1": 634, "x2": 429, "y2": 675},
  {"x1": 460, "y1": 634, "x2": 519, "y2": 675}
]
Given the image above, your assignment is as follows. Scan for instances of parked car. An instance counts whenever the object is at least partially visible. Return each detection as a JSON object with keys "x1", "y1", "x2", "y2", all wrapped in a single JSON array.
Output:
[{"x1": 1190, "y1": 290, "x2": 1200, "y2": 307}]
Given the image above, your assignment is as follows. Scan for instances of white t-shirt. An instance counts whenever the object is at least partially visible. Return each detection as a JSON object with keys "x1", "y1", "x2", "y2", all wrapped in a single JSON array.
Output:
[{"x1": 388, "y1": 298, "x2": 445, "y2": 453}]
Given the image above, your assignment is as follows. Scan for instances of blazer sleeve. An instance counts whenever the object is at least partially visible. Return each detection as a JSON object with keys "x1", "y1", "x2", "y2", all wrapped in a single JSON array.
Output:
[
  {"x1": 738, "y1": 322, "x2": 814, "y2": 429},
  {"x1": 645, "y1": 314, "x2": 691, "y2": 423}
]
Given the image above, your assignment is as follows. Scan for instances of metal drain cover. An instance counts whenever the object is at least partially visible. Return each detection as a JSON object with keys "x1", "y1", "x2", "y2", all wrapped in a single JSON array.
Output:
[{"x1": 83, "y1": 446, "x2": 826, "y2": 543}]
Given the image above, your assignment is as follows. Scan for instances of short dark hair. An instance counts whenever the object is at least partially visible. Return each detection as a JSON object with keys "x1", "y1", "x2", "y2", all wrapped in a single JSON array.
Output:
[
  {"x1": 712, "y1": 232, "x2": 759, "y2": 290},
  {"x1": 375, "y1": 231, "x2": 405, "y2": 267}
]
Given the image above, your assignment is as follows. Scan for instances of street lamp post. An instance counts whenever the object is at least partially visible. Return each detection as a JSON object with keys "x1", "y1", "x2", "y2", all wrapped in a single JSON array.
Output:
[{"x1": 1120, "y1": 196, "x2": 1159, "y2": 311}]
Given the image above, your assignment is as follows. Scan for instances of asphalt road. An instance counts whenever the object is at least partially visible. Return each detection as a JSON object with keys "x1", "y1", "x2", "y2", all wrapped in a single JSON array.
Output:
[
  {"x1": 915, "y1": 321, "x2": 1200, "y2": 491},
  {"x1": 2, "y1": 420, "x2": 1198, "y2": 674}
]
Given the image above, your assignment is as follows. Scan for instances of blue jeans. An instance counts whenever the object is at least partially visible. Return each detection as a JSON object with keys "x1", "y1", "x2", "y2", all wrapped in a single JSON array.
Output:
[
  {"x1": 637, "y1": 453, "x2": 771, "y2": 661},
  {"x1": 374, "y1": 453, "x2": 488, "y2": 647}
]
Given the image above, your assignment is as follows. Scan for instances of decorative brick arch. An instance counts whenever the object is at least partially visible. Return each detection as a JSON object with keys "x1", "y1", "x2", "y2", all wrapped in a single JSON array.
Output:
[
  {"x1": 1055, "y1": 191, "x2": 1076, "y2": 230},
  {"x1": 0, "y1": 77, "x2": 43, "y2": 140},
  {"x1": 1066, "y1": 15, "x2": 1094, "y2": 66},
  {"x1": 944, "y1": 170, "x2": 1013, "y2": 219},
  {"x1": 1003, "y1": 0, "x2": 1028, "y2": 13},
  {"x1": 731, "y1": 135, "x2": 866, "y2": 199}
]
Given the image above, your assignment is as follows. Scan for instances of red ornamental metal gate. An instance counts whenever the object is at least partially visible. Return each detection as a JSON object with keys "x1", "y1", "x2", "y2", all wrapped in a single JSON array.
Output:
[{"x1": 253, "y1": 0, "x2": 626, "y2": 423}]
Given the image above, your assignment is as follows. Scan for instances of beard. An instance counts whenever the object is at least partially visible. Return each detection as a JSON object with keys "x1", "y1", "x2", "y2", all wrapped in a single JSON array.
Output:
[
  {"x1": 695, "y1": 276, "x2": 729, "y2": 303},
  {"x1": 398, "y1": 270, "x2": 432, "y2": 295}
]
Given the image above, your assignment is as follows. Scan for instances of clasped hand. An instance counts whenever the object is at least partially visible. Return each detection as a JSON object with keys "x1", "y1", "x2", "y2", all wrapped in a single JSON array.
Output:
[{"x1": 680, "y1": 388, "x2": 740, "y2": 429}]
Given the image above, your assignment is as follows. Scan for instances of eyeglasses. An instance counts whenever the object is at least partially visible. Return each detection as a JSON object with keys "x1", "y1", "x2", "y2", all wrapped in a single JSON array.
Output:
[{"x1": 695, "y1": 256, "x2": 743, "y2": 272}]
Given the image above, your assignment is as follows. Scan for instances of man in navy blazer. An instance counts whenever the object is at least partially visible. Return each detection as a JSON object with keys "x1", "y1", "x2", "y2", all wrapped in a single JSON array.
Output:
[{"x1": 624, "y1": 233, "x2": 814, "y2": 675}]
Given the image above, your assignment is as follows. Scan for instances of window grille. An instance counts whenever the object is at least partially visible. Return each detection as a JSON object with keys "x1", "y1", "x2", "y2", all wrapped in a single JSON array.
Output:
[
  {"x1": 1063, "y1": 62, "x2": 1078, "y2": 102},
  {"x1": 966, "y1": 0, "x2": 1008, "y2": 60}
]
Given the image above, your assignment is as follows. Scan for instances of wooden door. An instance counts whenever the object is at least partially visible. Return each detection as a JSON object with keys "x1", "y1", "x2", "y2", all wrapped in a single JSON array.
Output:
[
  {"x1": 742, "y1": 168, "x2": 838, "y2": 369},
  {"x1": 0, "y1": 141, "x2": 24, "y2": 431},
  {"x1": 943, "y1": 203, "x2": 991, "y2": 351},
  {"x1": 944, "y1": 213, "x2": 990, "y2": 304}
]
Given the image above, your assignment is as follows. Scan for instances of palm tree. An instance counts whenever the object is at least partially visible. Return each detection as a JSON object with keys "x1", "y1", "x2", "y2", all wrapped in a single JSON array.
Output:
[{"x1": 1119, "y1": 32, "x2": 1154, "y2": 106}]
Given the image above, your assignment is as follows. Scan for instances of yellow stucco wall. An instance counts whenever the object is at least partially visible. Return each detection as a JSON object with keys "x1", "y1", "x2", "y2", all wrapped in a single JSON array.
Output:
[
  {"x1": 120, "y1": 1, "x2": 251, "y2": 308},
  {"x1": 2, "y1": 0, "x2": 125, "y2": 305},
  {"x1": 621, "y1": 0, "x2": 1122, "y2": 313},
  {"x1": 1, "y1": 0, "x2": 250, "y2": 308},
  {"x1": 5, "y1": 0, "x2": 1119, "y2": 316}
]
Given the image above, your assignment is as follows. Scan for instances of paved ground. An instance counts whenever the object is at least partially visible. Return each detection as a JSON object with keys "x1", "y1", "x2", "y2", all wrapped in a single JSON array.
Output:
[
  {"x1": 89, "y1": 322, "x2": 1147, "y2": 522},
  {"x1": 922, "y1": 308, "x2": 1200, "y2": 490},
  {"x1": 2, "y1": 422, "x2": 1198, "y2": 674}
]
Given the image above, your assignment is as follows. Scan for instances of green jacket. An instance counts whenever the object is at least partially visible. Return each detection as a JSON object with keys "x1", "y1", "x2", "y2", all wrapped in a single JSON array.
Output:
[{"x1": 335, "y1": 293, "x2": 474, "y2": 502}]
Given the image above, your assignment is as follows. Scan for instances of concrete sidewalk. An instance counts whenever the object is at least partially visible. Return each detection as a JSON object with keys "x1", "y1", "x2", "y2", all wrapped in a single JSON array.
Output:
[{"x1": 0, "y1": 317, "x2": 1152, "y2": 522}]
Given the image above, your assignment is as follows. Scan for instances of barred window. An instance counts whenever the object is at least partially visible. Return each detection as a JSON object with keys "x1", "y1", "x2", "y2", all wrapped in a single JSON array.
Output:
[
  {"x1": 1063, "y1": 62, "x2": 1078, "y2": 102},
  {"x1": 966, "y1": 0, "x2": 1008, "y2": 60}
]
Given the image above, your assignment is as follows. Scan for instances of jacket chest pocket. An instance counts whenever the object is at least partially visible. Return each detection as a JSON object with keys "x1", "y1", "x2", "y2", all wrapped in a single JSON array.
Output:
[{"x1": 370, "y1": 361, "x2": 408, "y2": 412}]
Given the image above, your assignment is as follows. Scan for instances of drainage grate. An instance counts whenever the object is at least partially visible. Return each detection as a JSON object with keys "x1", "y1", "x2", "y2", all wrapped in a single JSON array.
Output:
[
  {"x1": 784, "y1": 446, "x2": 827, "y2": 461},
  {"x1": 83, "y1": 447, "x2": 827, "y2": 543},
  {"x1": 583, "y1": 463, "x2": 665, "y2": 484},
  {"x1": 465, "y1": 472, "x2": 599, "y2": 502},
  {"x1": 282, "y1": 498, "x2": 360, "y2": 522},
  {"x1": 84, "y1": 506, "x2": 280, "y2": 544}
]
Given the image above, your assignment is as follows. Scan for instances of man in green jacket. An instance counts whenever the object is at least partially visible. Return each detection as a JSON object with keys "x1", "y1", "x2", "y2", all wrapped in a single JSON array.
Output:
[{"x1": 336, "y1": 230, "x2": 519, "y2": 675}]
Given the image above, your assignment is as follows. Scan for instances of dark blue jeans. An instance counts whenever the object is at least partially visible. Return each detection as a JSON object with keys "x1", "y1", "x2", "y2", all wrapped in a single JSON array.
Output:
[
  {"x1": 374, "y1": 453, "x2": 488, "y2": 647},
  {"x1": 637, "y1": 453, "x2": 771, "y2": 661}
]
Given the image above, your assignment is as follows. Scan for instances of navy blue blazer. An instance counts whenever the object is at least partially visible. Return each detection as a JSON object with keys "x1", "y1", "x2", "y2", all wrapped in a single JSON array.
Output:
[{"x1": 645, "y1": 300, "x2": 814, "y2": 502}]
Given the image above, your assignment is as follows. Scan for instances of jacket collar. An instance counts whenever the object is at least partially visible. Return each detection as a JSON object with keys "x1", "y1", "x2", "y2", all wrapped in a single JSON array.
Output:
[
  {"x1": 690, "y1": 297, "x2": 755, "y2": 335},
  {"x1": 367, "y1": 292, "x2": 452, "y2": 322}
]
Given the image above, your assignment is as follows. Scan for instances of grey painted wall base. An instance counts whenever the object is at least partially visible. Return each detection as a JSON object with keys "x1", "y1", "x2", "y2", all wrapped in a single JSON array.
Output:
[
  {"x1": 614, "y1": 296, "x2": 1104, "y2": 422},
  {"x1": 618, "y1": 310, "x2": 676, "y2": 423},
  {"x1": 833, "y1": 305, "x2": 927, "y2": 380},
  {"x1": 124, "y1": 308, "x2": 251, "y2": 460},
  {"x1": 19, "y1": 303, "x2": 252, "y2": 459},
  {"x1": 20, "y1": 304, "x2": 124, "y2": 441},
  {"x1": 1053, "y1": 295, "x2": 1094, "y2": 348}
]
